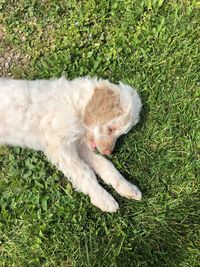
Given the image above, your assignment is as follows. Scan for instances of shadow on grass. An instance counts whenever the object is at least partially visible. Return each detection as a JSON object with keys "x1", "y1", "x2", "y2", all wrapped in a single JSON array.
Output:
[{"x1": 116, "y1": 195, "x2": 198, "y2": 267}]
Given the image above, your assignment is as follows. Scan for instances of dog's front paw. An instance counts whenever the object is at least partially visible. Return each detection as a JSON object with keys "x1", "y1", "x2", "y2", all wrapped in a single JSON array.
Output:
[
  {"x1": 116, "y1": 181, "x2": 142, "y2": 200},
  {"x1": 91, "y1": 190, "x2": 119, "y2": 212}
]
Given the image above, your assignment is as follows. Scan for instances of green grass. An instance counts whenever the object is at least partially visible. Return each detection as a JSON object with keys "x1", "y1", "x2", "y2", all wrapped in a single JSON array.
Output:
[{"x1": 0, "y1": 0, "x2": 199, "y2": 266}]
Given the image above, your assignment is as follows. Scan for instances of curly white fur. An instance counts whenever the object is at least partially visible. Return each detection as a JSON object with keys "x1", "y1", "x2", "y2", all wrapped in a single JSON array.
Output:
[{"x1": 0, "y1": 76, "x2": 142, "y2": 212}]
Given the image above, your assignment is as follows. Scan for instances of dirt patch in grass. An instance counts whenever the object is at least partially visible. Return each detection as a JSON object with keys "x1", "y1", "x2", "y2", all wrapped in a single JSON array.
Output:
[{"x1": 0, "y1": 25, "x2": 31, "y2": 77}]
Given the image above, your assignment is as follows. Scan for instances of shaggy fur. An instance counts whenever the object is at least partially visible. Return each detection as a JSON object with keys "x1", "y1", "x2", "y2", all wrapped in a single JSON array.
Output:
[{"x1": 0, "y1": 76, "x2": 142, "y2": 212}]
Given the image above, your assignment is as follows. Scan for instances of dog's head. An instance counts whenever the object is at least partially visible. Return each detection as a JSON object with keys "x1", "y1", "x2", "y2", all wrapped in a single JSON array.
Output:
[{"x1": 83, "y1": 80, "x2": 142, "y2": 155}]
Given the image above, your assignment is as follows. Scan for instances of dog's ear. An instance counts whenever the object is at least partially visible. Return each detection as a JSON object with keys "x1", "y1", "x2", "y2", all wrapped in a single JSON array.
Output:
[{"x1": 84, "y1": 85, "x2": 123, "y2": 126}]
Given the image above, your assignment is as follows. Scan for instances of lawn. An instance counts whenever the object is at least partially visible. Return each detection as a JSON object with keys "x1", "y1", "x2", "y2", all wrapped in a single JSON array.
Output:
[{"x1": 0, "y1": 0, "x2": 199, "y2": 266}]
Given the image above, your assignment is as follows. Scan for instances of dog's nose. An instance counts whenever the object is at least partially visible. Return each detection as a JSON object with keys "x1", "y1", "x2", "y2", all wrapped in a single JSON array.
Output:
[{"x1": 103, "y1": 149, "x2": 112, "y2": 155}]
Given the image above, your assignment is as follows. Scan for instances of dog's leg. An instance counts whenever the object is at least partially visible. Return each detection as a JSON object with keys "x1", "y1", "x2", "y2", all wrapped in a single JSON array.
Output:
[
  {"x1": 45, "y1": 144, "x2": 119, "y2": 212},
  {"x1": 79, "y1": 144, "x2": 142, "y2": 200}
]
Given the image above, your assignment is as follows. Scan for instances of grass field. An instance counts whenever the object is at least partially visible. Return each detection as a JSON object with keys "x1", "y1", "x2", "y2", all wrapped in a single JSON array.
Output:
[{"x1": 0, "y1": 1, "x2": 199, "y2": 266}]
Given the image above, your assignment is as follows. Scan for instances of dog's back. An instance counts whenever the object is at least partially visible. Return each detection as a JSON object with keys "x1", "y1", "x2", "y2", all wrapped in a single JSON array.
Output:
[
  {"x1": 0, "y1": 77, "x2": 86, "y2": 149},
  {"x1": 0, "y1": 78, "x2": 51, "y2": 148}
]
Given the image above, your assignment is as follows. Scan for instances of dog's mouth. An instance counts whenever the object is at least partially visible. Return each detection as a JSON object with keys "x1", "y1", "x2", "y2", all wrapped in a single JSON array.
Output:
[
  {"x1": 88, "y1": 139, "x2": 112, "y2": 156},
  {"x1": 89, "y1": 139, "x2": 97, "y2": 152},
  {"x1": 88, "y1": 138, "x2": 101, "y2": 154}
]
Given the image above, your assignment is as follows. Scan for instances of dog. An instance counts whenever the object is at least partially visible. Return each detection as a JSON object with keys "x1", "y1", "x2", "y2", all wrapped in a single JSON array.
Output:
[{"x1": 0, "y1": 76, "x2": 142, "y2": 212}]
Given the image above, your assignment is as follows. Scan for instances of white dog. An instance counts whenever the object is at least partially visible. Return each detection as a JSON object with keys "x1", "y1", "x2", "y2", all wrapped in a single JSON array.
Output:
[{"x1": 0, "y1": 76, "x2": 142, "y2": 212}]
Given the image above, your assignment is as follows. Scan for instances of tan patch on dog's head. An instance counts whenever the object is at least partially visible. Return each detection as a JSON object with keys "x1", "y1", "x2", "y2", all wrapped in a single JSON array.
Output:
[{"x1": 84, "y1": 85, "x2": 123, "y2": 126}]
